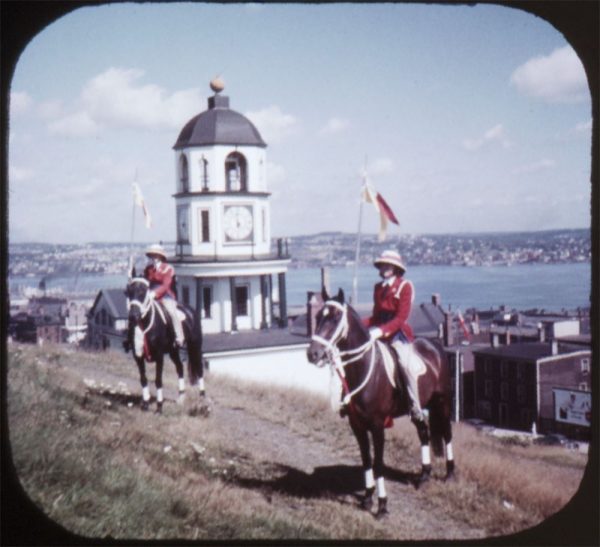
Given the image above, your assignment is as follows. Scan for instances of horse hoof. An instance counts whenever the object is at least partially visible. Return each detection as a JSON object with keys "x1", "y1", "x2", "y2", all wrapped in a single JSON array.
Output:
[
  {"x1": 444, "y1": 470, "x2": 456, "y2": 482},
  {"x1": 156, "y1": 404, "x2": 163, "y2": 414},
  {"x1": 141, "y1": 401, "x2": 149, "y2": 411},
  {"x1": 375, "y1": 498, "x2": 388, "y2": 519},
  {"x1": 360, "y1": 497, "x2": 373, "y2": 511},
  {"x1": 415, "y1": 470, "x2": 431, "y2": 489}
]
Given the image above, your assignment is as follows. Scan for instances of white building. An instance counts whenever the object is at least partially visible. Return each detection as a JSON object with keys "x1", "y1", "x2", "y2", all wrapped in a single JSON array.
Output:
[{"x1": 171, "y1": 80, "x2": 291, "y2": 335}]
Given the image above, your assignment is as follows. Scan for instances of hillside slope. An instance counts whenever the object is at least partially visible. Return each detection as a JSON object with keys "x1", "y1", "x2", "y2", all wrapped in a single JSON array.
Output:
[{"x1": 5, "y1": 343, "x2": 590, "y2": 542}]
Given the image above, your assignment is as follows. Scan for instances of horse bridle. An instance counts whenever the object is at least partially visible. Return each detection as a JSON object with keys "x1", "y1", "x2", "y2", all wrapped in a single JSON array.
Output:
[
  {"x1": 311, "y1": 300, "x2": 378, "y2": 405},
  {"x1": 127, "y1": 277, "x2": 165, "y2": 334}
]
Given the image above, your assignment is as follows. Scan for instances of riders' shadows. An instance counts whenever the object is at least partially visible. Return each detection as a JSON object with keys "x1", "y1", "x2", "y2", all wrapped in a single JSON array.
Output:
[{"x1": 232, "y1": 463, "x2": 416, "y2": 502}]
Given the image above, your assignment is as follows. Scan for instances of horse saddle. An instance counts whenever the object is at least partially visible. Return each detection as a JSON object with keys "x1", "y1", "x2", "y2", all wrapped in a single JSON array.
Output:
[{"x1": 377, "y1": 341, "x2": 427, "y2": 388}]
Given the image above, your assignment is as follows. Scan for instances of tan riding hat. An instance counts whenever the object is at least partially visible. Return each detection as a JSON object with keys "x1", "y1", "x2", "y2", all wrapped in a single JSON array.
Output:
[
  {"x1": 145, "y1": 243, "x2": 168, "y2": 261},
  {"x1": 374, "y1": 250, "x2": 406, "y2": 273}
]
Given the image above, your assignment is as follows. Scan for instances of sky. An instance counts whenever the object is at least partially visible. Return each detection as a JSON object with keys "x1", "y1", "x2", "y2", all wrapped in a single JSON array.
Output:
[{"x1": 7, "y1": 3, "x2": 593, "y2": 244}]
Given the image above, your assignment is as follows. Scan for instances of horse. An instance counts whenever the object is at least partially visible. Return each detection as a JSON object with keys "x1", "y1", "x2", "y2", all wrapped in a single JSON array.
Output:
[
  {"x1": 306, "y1": 288, "x2": 455, "y2": 518},
  {"x1": 125, "y1": 274, "x2": 205, "y2": 413}
]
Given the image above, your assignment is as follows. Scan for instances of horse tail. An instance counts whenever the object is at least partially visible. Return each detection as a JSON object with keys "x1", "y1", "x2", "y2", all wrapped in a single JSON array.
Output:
[
  {"x1": 182, "y1": 307, "x2": 204, "y2": 386},
  {"x1": 428, "y1": 393, "x2": 447, "y2": 457}
]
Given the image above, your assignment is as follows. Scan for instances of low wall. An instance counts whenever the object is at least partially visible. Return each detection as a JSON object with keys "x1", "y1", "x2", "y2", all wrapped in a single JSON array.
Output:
[{"x1": 205, "y1": 344, "x2": 332, "y2": 398}]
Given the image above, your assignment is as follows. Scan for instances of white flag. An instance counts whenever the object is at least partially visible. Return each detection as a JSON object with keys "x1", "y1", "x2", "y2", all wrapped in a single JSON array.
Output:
[{"x1": 132, "y1": 182, "x2": 152, "y2": 229}]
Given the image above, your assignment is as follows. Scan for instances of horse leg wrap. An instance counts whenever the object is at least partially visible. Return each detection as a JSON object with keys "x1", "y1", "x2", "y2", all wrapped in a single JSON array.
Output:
[
  {"x1": 178, "y1": 378, "x2": 185, "y2": 393},
  {"x1": 376, "y1": 476, "x2": 387, "y2": 499},
  {"x1": 157, "y1": 388, "x2": 164, "y2": 404},
  {"x1": 365, "y1": 469, "x2": 375, "y2": 490},
  {"x1": 142, "y1": 386, "x2": 150, "y2": 402},
  {"x1": 446, "y1": 442, "x2": 454, "y2": 461},
  {"x1": 198, "y1": 378, "x2": 205, "y2": 394},
  {"x1": 421, "y1": 445, "x2": 431, "y2": 466}
]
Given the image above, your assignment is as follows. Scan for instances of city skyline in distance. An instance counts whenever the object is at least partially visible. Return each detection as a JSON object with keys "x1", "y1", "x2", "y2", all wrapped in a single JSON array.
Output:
[{"x1": 8, "y1": 3, "x2": 593, "y2": 244}]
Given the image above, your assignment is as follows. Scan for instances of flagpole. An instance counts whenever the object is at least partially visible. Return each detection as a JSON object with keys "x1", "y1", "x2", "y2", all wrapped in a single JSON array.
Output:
[
  {"x1": 351, "y1": 165, "x2": 367, "y2": 306},
  {"x1": 129, "y1": 169, "x2": 138, "y2": 276}
]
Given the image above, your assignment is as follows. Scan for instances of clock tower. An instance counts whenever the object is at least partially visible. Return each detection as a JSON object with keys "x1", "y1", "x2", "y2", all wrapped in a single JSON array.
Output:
[{"x1": 170, "y1": 79, "x2": 291, "y2": 334}]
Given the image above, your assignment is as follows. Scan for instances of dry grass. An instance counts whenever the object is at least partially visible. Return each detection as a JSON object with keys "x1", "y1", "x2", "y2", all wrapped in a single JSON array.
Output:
[{"x1": 6, "y1": 342, "x2": 590, "y2": 541}]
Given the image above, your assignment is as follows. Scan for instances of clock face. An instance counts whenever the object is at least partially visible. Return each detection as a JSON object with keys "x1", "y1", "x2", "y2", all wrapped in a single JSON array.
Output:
[{"x1": 223, "y1": 205, "x2": 253, "y2": 242}]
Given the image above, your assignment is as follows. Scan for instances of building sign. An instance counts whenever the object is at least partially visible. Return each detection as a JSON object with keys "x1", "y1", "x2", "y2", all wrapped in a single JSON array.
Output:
[{"x1": 554, "y1": 388, "x2": 591, "y2": 427}]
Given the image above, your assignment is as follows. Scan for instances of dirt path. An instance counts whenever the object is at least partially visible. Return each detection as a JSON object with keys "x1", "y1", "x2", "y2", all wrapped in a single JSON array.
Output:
[{"x1": 69, "y1": 350, "x2": 486, "y2": 540}]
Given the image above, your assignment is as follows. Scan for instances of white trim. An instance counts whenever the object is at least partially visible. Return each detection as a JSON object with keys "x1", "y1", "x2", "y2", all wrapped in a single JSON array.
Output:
[
  {"x1": 204, "y1": 343, "x2": 309, "y2": 359},
  {"x1": 537, "y1": 350, "x2": 591, "y2": 364}
]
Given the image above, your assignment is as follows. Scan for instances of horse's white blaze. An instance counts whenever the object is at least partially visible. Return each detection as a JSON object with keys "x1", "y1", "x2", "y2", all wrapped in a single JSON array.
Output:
[
  {"x1": 142, "y1": 386, "x2": 150, "y2": 401},
  {"x1": 446, "y1": 442, "x2": 454, "y2": 461},
  {"x1": 157, "y1": 388, "x2": 163, "y2": 403},
  {"x1": 421, "y1": 445, "x2": 431, "y2": 466},
  {"x1": 376, "y1": 477, "x2": 387, "y2": 498},
  {"x1": 178, "y1": 378, "x2": 185, "y2": 392},
  {"x1": 365, "y1": 468, "x2": 375, "y2": 489}
]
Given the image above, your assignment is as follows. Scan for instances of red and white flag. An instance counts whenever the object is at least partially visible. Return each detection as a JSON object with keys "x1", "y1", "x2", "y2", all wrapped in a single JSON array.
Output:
[
  {"x1": 132, "y1": 182, "x2": 152, "y2": 229},
  {"x1": 457, "y1": 309, "x2": 471, "y2": 341},
  {"x1": 362, "y1": 180, "x2": 399, "y2": 242}
]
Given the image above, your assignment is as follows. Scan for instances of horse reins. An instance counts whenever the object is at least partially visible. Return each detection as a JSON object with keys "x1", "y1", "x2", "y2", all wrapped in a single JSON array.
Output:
[
  {"x1": 127, "y1": 277, "x2": 167, "y2": 337},
  {"x1": 311, "y1": 300, "x2": 378, "y2": 405}
]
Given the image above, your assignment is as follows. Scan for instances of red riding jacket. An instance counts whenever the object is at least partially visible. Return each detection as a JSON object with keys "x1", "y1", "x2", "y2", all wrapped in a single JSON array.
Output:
[
  {"x1": 363, "y1": 275, "x2": 415, "y2": 342},
  {"x1": 144, "y1": 262, "x2": 176, "y2": 300}
]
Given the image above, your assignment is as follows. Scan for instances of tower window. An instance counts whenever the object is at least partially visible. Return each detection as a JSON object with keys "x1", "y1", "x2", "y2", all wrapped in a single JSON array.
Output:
[
  {"x1": 199, "y1": 209, "x2": 210, "y2": 242},
  {"x1": 225, "y1": 152, "x2": 247, "y2": 192},
  {"x1": 179, "y1": 154, "x2": 189, "y2": 192},
  {"x1": 201, "y1": 156, "x2": 209, "y2": 191}
]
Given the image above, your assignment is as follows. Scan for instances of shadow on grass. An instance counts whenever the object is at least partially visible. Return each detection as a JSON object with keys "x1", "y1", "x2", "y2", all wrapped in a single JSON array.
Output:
[{"x1": 233, "y1": 463, "x2": 418, "y2": 504}]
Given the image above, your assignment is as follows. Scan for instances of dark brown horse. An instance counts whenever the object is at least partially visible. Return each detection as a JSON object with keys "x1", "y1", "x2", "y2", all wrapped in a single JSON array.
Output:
[
  {"x1": 306, "y1": 289, "x2": 455, "y2": 518},
  {"x1": 125, "y1": 275, "x2": 205, "y2": 412}
]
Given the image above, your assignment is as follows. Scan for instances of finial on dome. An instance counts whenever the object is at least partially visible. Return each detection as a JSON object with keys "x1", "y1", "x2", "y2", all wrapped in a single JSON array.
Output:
[{"x1": 210, "y1": 76, "x2": 225, "y2": 94}]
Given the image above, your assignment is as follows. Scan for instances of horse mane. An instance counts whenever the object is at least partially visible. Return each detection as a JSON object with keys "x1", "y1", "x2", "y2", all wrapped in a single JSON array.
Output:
[{"x1": 343, "y1": 301, "x2": 370, "y2": 341}]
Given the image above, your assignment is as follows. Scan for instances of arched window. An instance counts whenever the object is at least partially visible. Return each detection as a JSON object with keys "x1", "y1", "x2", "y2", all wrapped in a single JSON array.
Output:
[
  {"x1": 179, "y1": 154, "x2": 189, "y2": 192},
  {"x1": 225, "y1": 152, "x2": 247, "y2": 192}
]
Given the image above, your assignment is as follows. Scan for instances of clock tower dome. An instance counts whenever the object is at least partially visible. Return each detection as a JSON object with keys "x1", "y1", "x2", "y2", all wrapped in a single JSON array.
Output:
[{"x1": 171, "y1": 79, "x2": 291, "y2": 334}]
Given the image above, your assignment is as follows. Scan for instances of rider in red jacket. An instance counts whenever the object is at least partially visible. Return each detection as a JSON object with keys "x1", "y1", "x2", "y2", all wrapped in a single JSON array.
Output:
[
  {"x1": 143, "y1": 244, "x2": 184, "y2": 347},
  {"x1": 363, "y1": 250, "x2": 424, "y2": 422}
]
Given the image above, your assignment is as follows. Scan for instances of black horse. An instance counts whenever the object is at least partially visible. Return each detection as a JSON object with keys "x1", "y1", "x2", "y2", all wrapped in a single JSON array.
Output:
[
  {"x1": 125, "y1": 275, "x2": 205, "y2": 412},
  {"x1": 306, "y1": 289, "x2": 455, "y2": 518}
]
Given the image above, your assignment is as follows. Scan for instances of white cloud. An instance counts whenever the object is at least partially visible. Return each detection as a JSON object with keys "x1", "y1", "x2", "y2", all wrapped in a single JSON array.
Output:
[
  {"x1": 319, "y1": 117, "x2": 350, "y2": 135},
  {"x1": 245, "y1": 105, "x2": 297, "y2": 144},
  {"x1": 512, "y1": 158, "x2": 556, "y2": 175},
  {"x1": 573, "y1": 120, "x2": 592, "y2": 133},
  {"x1": 9, "y1": 165, "x2": 35, "y2": 182},
  {"x1": 48, "y1": 110, "x2": 99, "y2": 137},
  {"x1": 46, "y1": 67, "x2": 202, "y2": 136},
  {"x1": 37, "y1": 100, "x2": 64, "y2": 120},
  {"x1": 462, "y1": 123, "x2": 511, "y2": 151},
  {"x1": 369, "y1": 157, "x2": 394, "y2": 176},
  {"x1": 510, "y1": 46, "x2": 588, "y2": 103},
  {"x1": 10, "y1": 92, "x2": 32, "y2": 115}
]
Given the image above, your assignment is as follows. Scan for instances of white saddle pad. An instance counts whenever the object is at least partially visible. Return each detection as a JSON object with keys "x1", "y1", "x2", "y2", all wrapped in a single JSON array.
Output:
[
  {"x1": 176, "y1": 309, "x2": 186, "y2": 322},
  {"x1": 378, "y1": 341, "x2": 427, "y2": 387}
]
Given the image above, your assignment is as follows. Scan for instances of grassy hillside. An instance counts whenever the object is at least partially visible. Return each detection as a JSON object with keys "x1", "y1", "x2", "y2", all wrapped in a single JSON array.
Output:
[{"x1": 5, "y1": 343, "x2": 591, "y2": 542}]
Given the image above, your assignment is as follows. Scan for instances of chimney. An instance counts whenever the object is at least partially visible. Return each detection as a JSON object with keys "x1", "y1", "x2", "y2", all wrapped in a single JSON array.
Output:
[
  {"x1": 551, "y1": 340, "x2": 558, "y2": 355},
  {"x1": 443, "y1": 312, "x2": 454, "y2": 346},
  {"x1": 431, "y1": 293, "x2": 441, "y2": 306},
  {"x1": 490, "y1": 332, "x2": 500, "y2": 348},
  {"x1": 537, "y1": 322, "x2": 545, "y2": 342},
  {"x1": 505, "y1": 328, "x2": 511, "y2": 346}
]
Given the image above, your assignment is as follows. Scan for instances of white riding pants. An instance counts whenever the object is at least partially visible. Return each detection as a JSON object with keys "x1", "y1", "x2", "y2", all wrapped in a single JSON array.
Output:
[
  {"x1": 161, "y1": 297, "x2": 184, "y2": 344},
  {"x1": 391, "y1": 341, "x2": 423, "y2": 415}
]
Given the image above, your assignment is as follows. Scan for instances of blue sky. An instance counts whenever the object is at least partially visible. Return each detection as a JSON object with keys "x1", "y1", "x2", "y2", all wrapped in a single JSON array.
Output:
[{"x1": 8, "y1": 3, "x2": 592, "y2": 244}]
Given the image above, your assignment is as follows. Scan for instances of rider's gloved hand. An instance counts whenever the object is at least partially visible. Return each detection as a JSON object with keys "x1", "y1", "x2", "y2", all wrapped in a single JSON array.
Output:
[
  {"x1": 369, "y1": 327, "x2": 383, "y2": 341},
  {"x1": 148, "y1": 290, "x2": 156, "y2": 300}
]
